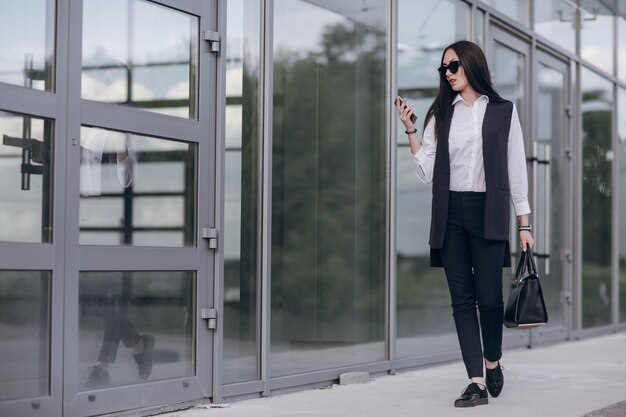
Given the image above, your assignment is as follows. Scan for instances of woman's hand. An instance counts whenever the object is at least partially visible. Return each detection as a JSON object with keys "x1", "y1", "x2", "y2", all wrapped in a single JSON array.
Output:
[
  {"x1": 519, "y1": 231, "x2": 534, "y2": 252},
  {"x1": 395, "y1": 98, "x2": 416, "y2": 130}
]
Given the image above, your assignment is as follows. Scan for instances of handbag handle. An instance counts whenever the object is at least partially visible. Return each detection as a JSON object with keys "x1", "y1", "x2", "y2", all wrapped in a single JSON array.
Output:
[
  {"x1": 513, "y1": 244, "x2": 538, "y2": 283},
  {"x1": 525, "y1": 244, "x2": 538, "y2": 277}
]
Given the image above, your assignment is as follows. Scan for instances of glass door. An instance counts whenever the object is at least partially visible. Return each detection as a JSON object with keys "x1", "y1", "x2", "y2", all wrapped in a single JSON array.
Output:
[
  {"x1": 0, "y1": 1, "x2": 61, "y2": 416},
  {"x1": 530, "y1": 50, "x2": 572, "y2": 344},
  {"x1": 490, "y1": 24, "x2": 531, "y2": 349},
  {"x1": 63, "y1": 1, "x2": 219, "y2": 416}
]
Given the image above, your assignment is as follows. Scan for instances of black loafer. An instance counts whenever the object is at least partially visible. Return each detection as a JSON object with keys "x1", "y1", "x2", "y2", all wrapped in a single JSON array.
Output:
[
  {"x1": 134, "y1": 334, "x2": 155, "y2": 380},
  {"x1": 454, "y1": 382, "x2": 488, "y2": 407},
  {"x1": 486, "y1": 363, "x2": 504, "y2": 398}
]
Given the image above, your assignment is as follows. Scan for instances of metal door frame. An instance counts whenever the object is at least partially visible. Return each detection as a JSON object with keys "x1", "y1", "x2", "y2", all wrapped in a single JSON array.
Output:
[
  {"x1": 0, "y1": 0, "x2": 67, "y2": 415},
  {"x1": 61, "y1": 0, "x2": 220, "y2": 416},
  {"x1": 530, "y1": 48, "x2": 573, "y2": 346},
  {"x1": 488, "y1": 23, "x2": 532, "y2": 350}
]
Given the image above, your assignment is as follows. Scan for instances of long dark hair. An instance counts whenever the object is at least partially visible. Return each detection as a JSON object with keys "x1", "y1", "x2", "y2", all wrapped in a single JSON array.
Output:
[{"x1": 424, "y1": 41, "x2": 504, "y2": 140}]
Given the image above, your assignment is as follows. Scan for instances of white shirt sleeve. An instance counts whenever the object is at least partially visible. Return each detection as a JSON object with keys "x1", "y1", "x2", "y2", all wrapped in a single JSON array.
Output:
[
  {"x1": 507, "y1": 104, "x2": 531, "y2": 216},
  {"x1": 410, "y1": 117, "x2": 436, "y2": 184},
  {"x1": 116, "y1": 134, "x2": 138, "y2": 188}
]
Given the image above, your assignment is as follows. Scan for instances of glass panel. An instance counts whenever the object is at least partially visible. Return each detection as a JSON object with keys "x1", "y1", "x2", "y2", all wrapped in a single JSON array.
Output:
[
  {"x1": 483, "y1": 0, "x2": 530, "y2": 26},
  {"x1": 0, "y1": 111, "x2": 53, "y2": 243},
  {"x1": 79, "y1": 271, "x2": 194, "y2": 390},
  {"x1": 82, "y1": 0, "x2": 198, "y2": 119},
  {"x1": 397, "y1": 0, "x2": 469, "y2": 146},
  {"x1": 619, "y1": 16, "x2": 626, "y2": 82},
  {"x1": 580, "y1": 0, "x2": 614, "y2": 72},
  {"x1": 396, "y1": 0, "x2": 468, "y2": 358},
  {"x1": 271, "y1": 0, "x2": 387, "y2": 376},
  {"x1": 535, "y1": 63, "x2": 566, "y2": 327},
  {"x1": 619, "y1": 87, "x2": 626, "y2": 323},
  {"x1": 493, "y1": 42, "x2": 525, "y2": 117},
  {"x1": 223, "y1": 0, "x2": 262, "y2": 385},
  {"x1": 581, "y1": 68, "x2": 613, "y2": 328},
  {"x1": 492, "y1": 41, "x2": 527, "y2": 334},
  {"x1": 0, "y1": 271, "x2": 50, "y2": 401},
  {"x1": 476, "y1": 9, "x2": 485, "y2": 49},
  {"x1": 0, "y1": 0, "x2": 55, "y2": 91},
  {"x1": 79, "y1": 126, "x2": 196, "y2": 247},
  {"x1": 533, "y1": 0, "x2": 576, "y2": 54}
]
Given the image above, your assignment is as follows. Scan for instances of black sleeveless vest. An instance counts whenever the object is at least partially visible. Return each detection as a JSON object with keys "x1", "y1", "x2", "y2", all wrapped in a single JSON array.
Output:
[{"x1": 429, "y1": 100, "x2": 514, "y2": 267}]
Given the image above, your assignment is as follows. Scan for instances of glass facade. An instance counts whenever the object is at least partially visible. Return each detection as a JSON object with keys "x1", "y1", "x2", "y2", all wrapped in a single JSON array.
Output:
[
  {"x1": 0, "y1": 1, "x2": 55, "y2": 91},
  {"x1": 271, "y1": 0, "x2": 387, "y2": 375},
  {"x1": 78, "y1": 271, "x2": 195, "y2": 389},
  {"x1": 534, "y1": 62, "x2": 566, "y2": 328},
  {"x1": 580, "y1": 0, "x2": 614, "y2": 73},
  {"x1": 581, "y1": 68, "x2": 613, "y2": 329},
  {"x1": 0, "y1": 111, "x2": 53, "y2": 243},
  {"x1": 79, "y1": 126, "x2": 196, "y2": 247},
  {"x1": 0, "y1": 271, "x2": 50, "y2": 401},
  {"x1": 484, "y1": 0, "x2": 530, "y2": 26},
  {"x1": 223, "y1": 0, "x2": 262, "y2": 385},
  {"x1": 533, "y1": 0, "x2": 576, "y2": 54},
  {"x1": 1, "y1": 0, "x2": 626, "y2": 415},
  {"x1": 82, "y1": 0, "x2": 198, "y2": 118},
  {"x1": 396, "y1": 0, "x2": 469, "y2": 358},
  {"x1": 620, "y1": 17, "x2": 626, "y2": 83}
]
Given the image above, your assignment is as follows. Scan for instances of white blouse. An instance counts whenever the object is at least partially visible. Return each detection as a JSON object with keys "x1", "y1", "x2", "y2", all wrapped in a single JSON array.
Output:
[{"x1": 411, "y1": 94, "x2": 531, "y2": 216}]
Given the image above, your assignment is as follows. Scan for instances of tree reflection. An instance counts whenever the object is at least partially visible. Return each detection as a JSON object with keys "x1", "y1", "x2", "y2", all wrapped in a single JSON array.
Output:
[{"x1": 271, "y1": 21, "x2": 386, "y2": 349}]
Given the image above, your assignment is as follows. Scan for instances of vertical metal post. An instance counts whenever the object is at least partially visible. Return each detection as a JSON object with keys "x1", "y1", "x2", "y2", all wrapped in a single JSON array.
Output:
[
  {"x1": 387, "y1": 0, "x2": 398, "y2": 375},
  {"x1": 611, "y1": 0, "x2": 620, "y2": 328},
  {"x1": 260, "y1": 0, "x2": 274, "y2": 397}
]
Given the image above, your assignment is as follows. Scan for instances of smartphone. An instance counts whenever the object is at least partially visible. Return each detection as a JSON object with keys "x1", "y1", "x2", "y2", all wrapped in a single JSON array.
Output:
[{"x1": 394, "y1": 96, "x2": 417, "y2": 124}]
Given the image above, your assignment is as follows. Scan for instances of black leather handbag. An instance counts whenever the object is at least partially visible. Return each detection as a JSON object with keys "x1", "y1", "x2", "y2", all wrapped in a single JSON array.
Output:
[{"x1": 504, "y1": 246, "x2": 548, "y2": 329}]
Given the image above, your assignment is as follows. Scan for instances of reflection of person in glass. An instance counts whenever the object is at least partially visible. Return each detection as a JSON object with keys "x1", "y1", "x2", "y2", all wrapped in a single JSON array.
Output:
[
  {"x1": 395, "y1": 41, "x2": 534, "y2": 407},
  {"x1": 81, "y1": 130, "x2": 155, "y2": 387}
]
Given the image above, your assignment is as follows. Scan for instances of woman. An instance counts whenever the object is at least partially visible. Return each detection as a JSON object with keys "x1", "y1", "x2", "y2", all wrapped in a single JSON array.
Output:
[{"x1": 396, "y1": 40, "x2": 534, "y2": 407}]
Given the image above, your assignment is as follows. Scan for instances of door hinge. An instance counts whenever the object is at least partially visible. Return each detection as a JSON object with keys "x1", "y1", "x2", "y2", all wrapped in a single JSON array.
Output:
[
  {"x1": 203, "y1": 30, "x2": 220, "y2": 52},
  {"x1": 565, "y1": 147, "x2": 573, "y2": 160},
  {"x1": 201, "y1": 308, "x2": 217, "y2": 329},
  {"x1": 565, "y1": 106, "x2": 572, "y2": 118},
  {"x1": 201, "y1": 227, "x2": 218, "y2": 249}
]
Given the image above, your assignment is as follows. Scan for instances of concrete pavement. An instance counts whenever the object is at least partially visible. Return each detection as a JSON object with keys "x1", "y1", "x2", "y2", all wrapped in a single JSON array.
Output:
[{"x1": 160, "y1": 332, "x2": 626, "y2": 417}]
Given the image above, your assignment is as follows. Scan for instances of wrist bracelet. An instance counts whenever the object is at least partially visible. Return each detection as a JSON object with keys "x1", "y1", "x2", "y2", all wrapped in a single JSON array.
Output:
[
  {"x1": 405, "y1": 128, "x2": 417, "y2": 135},
  {"x1": 518, "y1": 224, "x2": 532, "y2": 232}
]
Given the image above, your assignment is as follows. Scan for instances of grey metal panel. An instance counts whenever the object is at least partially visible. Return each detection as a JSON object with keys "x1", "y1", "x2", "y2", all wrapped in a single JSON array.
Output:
[
  {"x1": 260, "y1": 0, "x2": 274, "y2": 399},
  {"x1": 62, "y1": 0, "x2": 87, "y2": 414},
  {"x1": 532, "y1": 326, "x2": 568, "y2": 345},
  {"x1": 150, "y1": 0, "x2": 204, "y2": 16},
  {"x1": 0, "y1": 397, "x2": 58, "y2": 417},
  {"x1": 222, "y1": 380, "x2": 265, "y2": 398},
  {"x1": 502, "y1": 329, "x2": 529, "y2": 347},
  {"x1": 574, "y1": 325, "x2": 616, "y2": 340},
  {"x1": 81, "y1": 101, "x2": 201, "y2": 143},
  {"x1": 78, "y1": 246, "x2": 201, "y2": 269},
  {"x1": 613, "y1": 82, "x2": 620, "y2": 328},
  {"x1": 0, "y1": 243, "x2": 55, "y2": 269},
  {"x1": 573, "y1": 61, "x2": 583, "y2": 334},
  {"x1": 387, "y1": 0, "x2": 397, "y2": 376},
  {"x1": 199, "y1": 0, "x2": 220, "y2": 402},
  {"x1": 69, "y1": 378, "x2": 206, "y2": 417},
  {"x1": 395, "y1": 351, "x2": 461, "y2": 370},
  {"x1": 269, "y1": 361, "x2": 392, "y2": 391},
  {"x1": 0, "y1": 84, "x2": 58, "y2": 118}
]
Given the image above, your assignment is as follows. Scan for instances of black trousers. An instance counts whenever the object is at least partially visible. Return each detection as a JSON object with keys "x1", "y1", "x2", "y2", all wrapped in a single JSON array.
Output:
[{"x1": 439, "y1": 191, "x2": 506, "y2": 378}]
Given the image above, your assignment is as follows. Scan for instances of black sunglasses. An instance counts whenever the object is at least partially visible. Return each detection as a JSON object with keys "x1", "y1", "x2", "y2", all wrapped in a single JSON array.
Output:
[{"x1": 437, "y1": 60, "x2": 461, "y2": 76}]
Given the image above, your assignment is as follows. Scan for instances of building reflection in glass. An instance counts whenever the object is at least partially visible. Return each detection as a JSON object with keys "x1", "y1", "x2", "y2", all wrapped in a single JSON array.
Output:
[
  {"x1": 271, "y1": 0, "x2": 387, "y2": 376},
  {"x1": 82, "y1": 0, "x2": 198, "y2": 119},
  {"x1": 79, "y1": 126, "x2": 196, "y2": 247}
]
